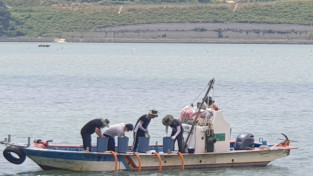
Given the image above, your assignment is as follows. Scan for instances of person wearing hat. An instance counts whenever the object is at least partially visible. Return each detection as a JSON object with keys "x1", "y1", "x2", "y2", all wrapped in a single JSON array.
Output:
[
  {"x1": 162, "y1": 115, "x2": 184, "y2": 153},
  {"x1": 81, "y1": 118, "x2": 110, "y2": 151},
  {"x1": 132, "y1": 109, "x2": 159, "y2": 152},
  {"x1": 102, "y1": 123, "x2": 133, "y2": 151},
  {"x1": 204, "y1": 96, "x2": 219, "y2": 111}
]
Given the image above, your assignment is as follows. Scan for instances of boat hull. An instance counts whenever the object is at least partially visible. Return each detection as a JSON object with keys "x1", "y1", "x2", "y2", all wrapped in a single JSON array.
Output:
[{"x1": 23, "y1": 146, "x2": 293, "y2": 172}]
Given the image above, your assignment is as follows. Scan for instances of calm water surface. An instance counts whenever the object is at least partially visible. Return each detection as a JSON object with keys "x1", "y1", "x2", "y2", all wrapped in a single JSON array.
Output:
[{"x1": 0, "y1": 42, "x2": 313, "y2": 175}]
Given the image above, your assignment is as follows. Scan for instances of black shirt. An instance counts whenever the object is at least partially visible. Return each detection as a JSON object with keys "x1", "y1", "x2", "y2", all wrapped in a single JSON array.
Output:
[
  {"x1": 134, "y1": 114, "x2": 151, "y2": 134},
  {"x1": 81, "y1": 119, "x2": 104, "y2": 134},
  {"x1": 170, "y1": 119, "x2": 182, "y2": 131}
]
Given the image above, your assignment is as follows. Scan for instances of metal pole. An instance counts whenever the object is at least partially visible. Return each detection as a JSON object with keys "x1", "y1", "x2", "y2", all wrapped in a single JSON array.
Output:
[{"x1": 183, "y1": 78, "x2": 215, "y2": 151}]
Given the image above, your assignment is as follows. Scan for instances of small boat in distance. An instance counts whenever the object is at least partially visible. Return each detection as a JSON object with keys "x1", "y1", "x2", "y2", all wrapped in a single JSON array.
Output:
[
  {"x1": 1, "y1": 78, "x2": 297, "y2": 172},
  {"x1": 38, "y1": 44, "x2": 51, "y2": 47}
]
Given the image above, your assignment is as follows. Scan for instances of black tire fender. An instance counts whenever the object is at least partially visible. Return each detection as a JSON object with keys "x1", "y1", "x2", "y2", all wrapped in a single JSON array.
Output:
[{"x1": 3, "y1": 145, "x2": 26, "y2": 164}]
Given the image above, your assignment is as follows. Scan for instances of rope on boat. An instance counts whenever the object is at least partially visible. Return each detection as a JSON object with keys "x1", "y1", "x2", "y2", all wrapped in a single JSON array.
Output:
[
  {"x1": 152, "y1": 152, "x2": 162, "y2": 172},
  {"x1": 133, "y1": 152, "x2": 142, "y2": 172},
  {"x1": 191, "y1": 84, "x2": 209, "y2": 105},
  {"x1": 177, "y1": 152, "x2": 184, "y2": 171},
  {"x1": 111, "y1": 151, "x2": 118, "y2": 171}
]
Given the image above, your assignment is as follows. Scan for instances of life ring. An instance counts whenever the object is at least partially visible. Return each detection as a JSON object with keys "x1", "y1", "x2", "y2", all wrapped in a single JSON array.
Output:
[{"x1": 3, "y1": 145, "x2": 26, "y2": 164}]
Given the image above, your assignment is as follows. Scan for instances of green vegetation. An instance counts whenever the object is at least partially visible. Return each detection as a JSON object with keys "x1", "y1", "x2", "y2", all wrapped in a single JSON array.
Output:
[
  {"x1": 0, "y1": 0, "x2": 312, "y2": 39},
  {"x1": 0, "y1": 1, "x2": 10, "y2": 36}
]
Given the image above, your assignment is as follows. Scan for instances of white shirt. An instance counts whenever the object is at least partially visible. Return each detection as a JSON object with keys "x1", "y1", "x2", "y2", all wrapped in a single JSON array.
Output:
[{"x1": 103, "y1": 123, "x2": 126, "y2": 137}]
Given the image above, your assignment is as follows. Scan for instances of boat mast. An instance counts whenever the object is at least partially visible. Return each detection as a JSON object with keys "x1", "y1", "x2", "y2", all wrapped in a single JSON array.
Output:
[{"x1": 183, "y1": 78, "x2": 215, "y2": 151}]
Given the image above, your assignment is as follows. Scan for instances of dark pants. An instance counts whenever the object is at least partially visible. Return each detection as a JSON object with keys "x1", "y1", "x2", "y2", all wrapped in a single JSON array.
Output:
[
  {"x1": 132, "y1": 131, "x2": 145, "y2": 152},
  {"x1": 103, "y1": 134, "x2": 115, "y2": 151},
  {"x1": 81, "y1": 132, "x2": 92, "y2": 151},
  {"x1": 171, "y1": 130, "x2": 184, "y2": 153}
]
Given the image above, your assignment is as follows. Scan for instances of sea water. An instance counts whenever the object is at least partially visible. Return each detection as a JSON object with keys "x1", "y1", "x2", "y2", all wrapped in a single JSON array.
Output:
[{"x1": 0, "y1": 42, "x2": 313, "y2": 175}]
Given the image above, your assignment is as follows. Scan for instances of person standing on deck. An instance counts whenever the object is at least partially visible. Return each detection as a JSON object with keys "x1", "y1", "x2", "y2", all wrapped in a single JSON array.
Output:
[
  {"x1": 132, "y1": 109, "x2": 159, "y2": 152},
  {"x1": 204, "y1": 96, "x2": 219, "y2": 111},
  {"x1": 162, "y1": 115, "x2": 184, "y2": 153},
  {"x1": 80, "y1": 118, "x2": 110, "y2": 151}
]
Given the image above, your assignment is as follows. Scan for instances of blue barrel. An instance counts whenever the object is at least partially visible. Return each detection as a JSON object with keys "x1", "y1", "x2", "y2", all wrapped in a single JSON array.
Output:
[
  {"x1": 138, "y1": 137, "x2": 150, "y2": 153},
  {"x1": 96, "y1": 137, "x2": 108, "y2": 152},
  {"x1": 163, "y1": 137, "x2": 174, "y2": 153},
  {"x1": 117, "y1": 137, "x2": 129, "y2": 153}
]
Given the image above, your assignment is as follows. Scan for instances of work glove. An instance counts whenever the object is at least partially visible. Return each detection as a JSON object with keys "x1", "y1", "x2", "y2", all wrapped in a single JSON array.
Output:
[{"x1": 171, "y1": 136, "x2": 176, "y2": 140}]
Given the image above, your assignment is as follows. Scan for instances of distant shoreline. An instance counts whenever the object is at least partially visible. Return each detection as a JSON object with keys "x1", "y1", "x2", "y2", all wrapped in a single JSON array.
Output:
[
  {"x1": 1, "y1": 37, "x2": 313, "y2": 45},
  {"x1": 1, "y1": 38, "x2": 313, "y2": 45},
  {"x1": 1, "y1": 22, "x2": 313, "y2": 45}
]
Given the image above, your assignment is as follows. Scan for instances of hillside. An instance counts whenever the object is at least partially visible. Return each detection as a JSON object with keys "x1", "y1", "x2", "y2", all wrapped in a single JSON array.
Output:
[{"x1": 0, "y1": 0, "x2": 313, "y2": 43}]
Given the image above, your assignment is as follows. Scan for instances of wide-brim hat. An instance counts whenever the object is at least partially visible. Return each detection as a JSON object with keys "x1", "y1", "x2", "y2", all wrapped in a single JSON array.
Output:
[
  {"x1": 162, "y1": 115, "x2": 174, "y2": 126},
  {"x1": 149, "y1": 109, "x2": 159, "y2": 117}
]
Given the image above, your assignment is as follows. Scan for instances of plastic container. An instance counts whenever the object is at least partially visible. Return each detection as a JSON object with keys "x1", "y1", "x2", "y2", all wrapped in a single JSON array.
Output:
[
  {"x1": 138, "y1": 137, "x2": 150, "y2": 153},
  {"x1": 117, "y1": 137, "x2": 129, "y2": 153},
  {"x1": 262, "y1": 140, "x2": 267, "y2": 145},
  {"x1": 96, "y1": 137, "x2": 108, "y2": 152},
  {"x1": 163, "y1": 137, "x2": 174, "y2": 153}
]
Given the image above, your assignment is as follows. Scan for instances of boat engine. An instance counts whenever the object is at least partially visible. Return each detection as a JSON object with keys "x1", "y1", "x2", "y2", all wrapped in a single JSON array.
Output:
[{"x1": 234, "y1": 132, "x2": 255, "y2": 150}]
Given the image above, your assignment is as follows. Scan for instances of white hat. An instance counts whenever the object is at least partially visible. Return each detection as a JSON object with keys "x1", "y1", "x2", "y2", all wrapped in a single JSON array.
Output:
[{"x1": 148, "y1": 109, "x2": 159, "y2": 117}]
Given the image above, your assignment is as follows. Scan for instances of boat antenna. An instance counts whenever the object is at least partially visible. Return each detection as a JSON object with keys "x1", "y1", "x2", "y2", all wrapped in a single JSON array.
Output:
[
  {"x1": 183, "y1": 78, "x2": 215, "y2": 151},
  {"x1": 190, "y1": 84, "x2": 209, "y2": 106}
]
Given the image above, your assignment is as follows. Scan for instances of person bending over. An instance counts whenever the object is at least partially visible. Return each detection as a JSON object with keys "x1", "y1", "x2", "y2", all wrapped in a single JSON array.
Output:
[
  {"x1": 132, "y1": 109, "x2": 159, "y2": 152},
  {"x1": 162, "y1": 115, "x2": 184, "y2": 153},
  {"x1": 102, "y1": 123, "x2": 133, "y2": 151},
  {"x1": 81, "y1": 118, "x2": 110, "y2": 151}
]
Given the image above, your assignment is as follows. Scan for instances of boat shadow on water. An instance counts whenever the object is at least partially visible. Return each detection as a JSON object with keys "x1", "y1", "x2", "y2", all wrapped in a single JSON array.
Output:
[{"x1": 14, "y1": 165, "x2": 290, "y2": 176}]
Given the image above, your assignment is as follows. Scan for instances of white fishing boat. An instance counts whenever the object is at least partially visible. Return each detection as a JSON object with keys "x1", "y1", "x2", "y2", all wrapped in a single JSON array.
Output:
[{"x1": 1, "y1": 78, "x2": 297, "y2": 172}]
